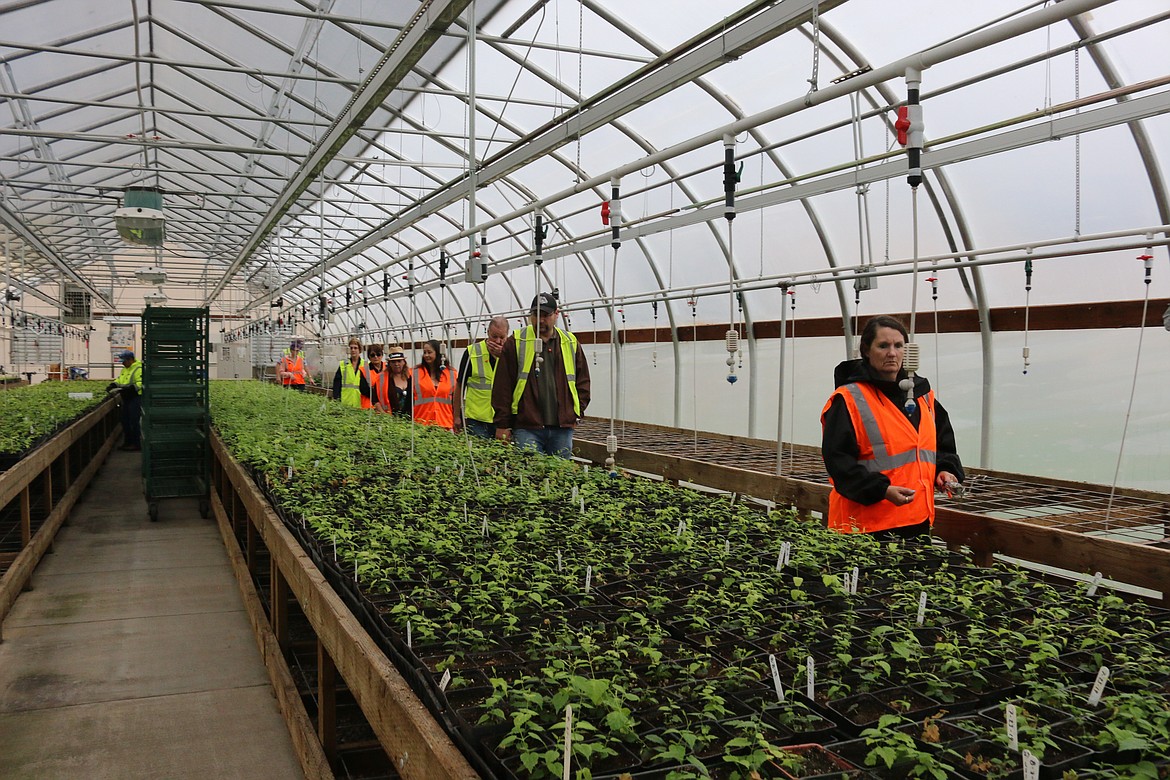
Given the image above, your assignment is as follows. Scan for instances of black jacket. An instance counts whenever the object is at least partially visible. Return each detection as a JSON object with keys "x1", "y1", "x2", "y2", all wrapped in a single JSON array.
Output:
[{"x1": 821, "y1": 358, "x2": 964, "y2": 507}]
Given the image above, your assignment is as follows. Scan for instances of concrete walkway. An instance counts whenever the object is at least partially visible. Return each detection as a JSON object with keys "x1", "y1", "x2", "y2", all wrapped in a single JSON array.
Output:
[{"x1": 0, "y1": 449, "x2": 304, "y2": 780}]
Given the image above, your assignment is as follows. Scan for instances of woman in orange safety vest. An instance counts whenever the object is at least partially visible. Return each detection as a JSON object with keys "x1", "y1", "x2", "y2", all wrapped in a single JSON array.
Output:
[
  {"x1": 360, "y1": 344, "x2": 391, "y2": 412},
  {"x1": 412, "y1": 339, "x2": 462, "y2": 432},
  {"x1": 820, "y1": 315, "x2": 964, "y2": 541}
]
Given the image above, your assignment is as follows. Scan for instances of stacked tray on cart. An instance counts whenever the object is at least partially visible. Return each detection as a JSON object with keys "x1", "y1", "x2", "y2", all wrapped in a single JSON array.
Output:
[{"x1": 141, "y1": 306, "x2": 210, "y2": 521}]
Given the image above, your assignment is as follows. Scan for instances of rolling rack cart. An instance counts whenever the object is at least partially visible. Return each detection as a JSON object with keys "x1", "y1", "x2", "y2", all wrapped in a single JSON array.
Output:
[{"x1": 140, "y1": 306, "x2": 210, "y2": 522}]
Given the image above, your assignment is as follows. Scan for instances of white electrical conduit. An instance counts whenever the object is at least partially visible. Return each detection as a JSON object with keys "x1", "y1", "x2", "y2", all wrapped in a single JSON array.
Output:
[{"x1": 278, "y1": 0, "x2": 1114, "y2": 310}]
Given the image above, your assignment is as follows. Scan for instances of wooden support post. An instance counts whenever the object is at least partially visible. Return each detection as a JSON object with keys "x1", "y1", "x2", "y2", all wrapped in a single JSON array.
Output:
[
  {"x1": 246, "y1": 510, "x2": 257, "y2": 578},
  {"x1": 19, "y1": 487, "x2": 30, "y2": 549},
  {"x1": 43, "y1": 467, "x2": 53, "y2": 516},
  {"x1": 62, "y1": 448, "x2": 71, "y2": 490},
  {"x1": 318, "y1": 640, "x2": 337, "y2": 764},
  {"x1": 272, "y1": 563, "x2": 289, "y2": 654}
]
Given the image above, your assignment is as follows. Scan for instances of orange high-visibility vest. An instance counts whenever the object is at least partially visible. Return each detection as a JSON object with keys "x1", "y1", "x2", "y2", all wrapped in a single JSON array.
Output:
[
  {"x1": 361, "y1": 365, "x2": 390, "y2": 410},
  {"x1": 412, "y1": 366, "x2": 457, "y2": 429},
  {"x1": 821, "y1": 382, "x2": 938, "y2": 534},
  {"x1": 280, "y1": 350, "x2": 306, "y2": 385}
]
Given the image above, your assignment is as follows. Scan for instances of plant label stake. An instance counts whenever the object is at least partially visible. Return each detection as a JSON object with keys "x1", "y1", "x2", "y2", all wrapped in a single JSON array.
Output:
[
  {"x1": 580, "y1": 497, "x2": 585, "y2": 514},
  {"x1": 730, "y1": 492, "x2": 737, "y2": 506},
  {"x1": 584, "y1": 565, "x2": 592, "y2": 594},
  {"x1": 1086, "y1": 571, "x2": 1103, "y2": 597},
  {"x1": 572, "y1": 485, "x2": 579, "y2": 502},
  {"x1": 776, "y1": 551, "x2": 784, "y2": 572},
  {"x1": 676, "y1": 518, "x2": 686, "y2": 537},
  {"x1": 1005, "y1": 703, "x2": 1019, "y2": 751},
  {"x1": 850, "y1": 566, "x2": 859, "y2": 595},
  {"x1": 287, "y1": 458, "x2": 293, "y2": 480},
  {"x1": 562, "y1": 703, "x2": 573, "y2": 780},
  {"x1": 805, "y1": 656, "x2": 815, "y2": 700},
  {"x1": 439, "y1": 669, "x2": 452, "y2": 692},
  {"x1": 1022, "y1": 749, "x2": 1039, "y2": 780},
  {"x1": 557, "y1": 550, "x2": 563, "y2": 572},
  {"x1": 724, "y1": 539, "x2": 731, "y2": 555},
  {"x1": 544, "y1": 478, "x2": 550, "y2": 494},
  {"x1": 1087, "y1": 666, "x2": 1110, "y2": 706},
  {"x1": 769, "y1": 654, "x2": 785, "y2": 702},
  {"x1": 434, "y1": 465, "x2": 441, "y2": 474},
  {"x1": 583, "y1": 465, "x2": 590, "y2": 473},
  {"x1": 463, "y1": 503, "x2": 468, "y2": 524},
  {"x1": 781, "y1": 541, "x2": 792, "y2": 567},
  {"x1": 406, "y1": 620, "x2": 412, "y2": 649},
  {"x1": 458, "y1": 464, "x2": 464, "y2": 479},
  {"x1": 916, "y1": 591, "x2": 928, "y2": 626},
  {"x1": 481, "y1": 517, "x2": 489, "y2": 537}
]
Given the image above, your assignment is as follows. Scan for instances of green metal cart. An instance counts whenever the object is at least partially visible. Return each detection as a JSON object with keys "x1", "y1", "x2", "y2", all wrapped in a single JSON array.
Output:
[{"x1": 140, "y1": 306, "x2": 210, "y2": 522}]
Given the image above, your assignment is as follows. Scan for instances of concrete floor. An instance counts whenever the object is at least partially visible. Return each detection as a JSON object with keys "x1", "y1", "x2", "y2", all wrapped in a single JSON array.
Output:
[{"x1": 0, "y1": 449, "x2": 305, "y2": 780}]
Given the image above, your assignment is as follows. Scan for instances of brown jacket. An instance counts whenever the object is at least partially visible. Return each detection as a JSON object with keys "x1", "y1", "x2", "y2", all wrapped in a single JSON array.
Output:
[{"x1": 492, "y1": 328, "x2": 590, "y2": 430}]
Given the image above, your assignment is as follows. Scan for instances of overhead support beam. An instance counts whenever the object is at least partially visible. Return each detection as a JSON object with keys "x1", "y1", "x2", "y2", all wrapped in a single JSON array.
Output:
[
  {"x1": 206, "y1": 0, "x2": 473, "y2": 304},
  {"x1": 273, "y1": 0, "x2": 846, "y2": 300},
  {"x1": 0, "y1": 201, "x2": 113, "y2": 310}
]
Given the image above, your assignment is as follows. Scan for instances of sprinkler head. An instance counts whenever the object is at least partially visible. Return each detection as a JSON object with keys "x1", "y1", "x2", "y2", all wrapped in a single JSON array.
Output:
[{"x1": 726, "y1": 375, "x2": 738, "y2": 384}]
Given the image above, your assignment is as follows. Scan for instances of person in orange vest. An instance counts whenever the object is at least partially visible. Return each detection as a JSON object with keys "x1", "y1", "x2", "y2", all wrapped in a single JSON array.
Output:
[
  {"x1": 412, "y1": 339, "x2": 461, "y2": 432},
  {"x1": 820, "y1": 315, "x2": 964, "y2": 541},
  {"x1": 360, "y1": 343, "x2": 391, "y2": 412},
  {"x1": 277, "y1": 338, "x2": 308, "y2": 390}
]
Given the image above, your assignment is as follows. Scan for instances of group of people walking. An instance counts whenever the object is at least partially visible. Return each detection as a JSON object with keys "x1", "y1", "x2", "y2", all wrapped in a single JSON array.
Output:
[
  {"x1": 281, "y1": 292, "x2": 591, "y2": 459},
  {"x1": 280, "y1": 298, "x2": 965, "y2": 542}
]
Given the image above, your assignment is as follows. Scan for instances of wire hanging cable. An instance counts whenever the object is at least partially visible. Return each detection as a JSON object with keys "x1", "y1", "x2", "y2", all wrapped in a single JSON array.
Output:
[
  {"x1": 1022, "y1": 258, "x2": 1033, "y2": 374},
  {"x1": 1105, "y1": 251, "x2": 1156, "y2": 527}
]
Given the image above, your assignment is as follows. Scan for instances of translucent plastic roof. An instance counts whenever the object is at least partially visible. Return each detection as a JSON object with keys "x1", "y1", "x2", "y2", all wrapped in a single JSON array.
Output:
[{"x1": 3, "y1": 0, "x2": 1169, "y2": 486}]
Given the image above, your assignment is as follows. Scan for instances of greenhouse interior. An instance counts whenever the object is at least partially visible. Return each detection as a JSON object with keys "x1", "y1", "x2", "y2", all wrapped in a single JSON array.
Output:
[{"x1": 1, "y1": 0, "x2": 1168, "y2": 778}]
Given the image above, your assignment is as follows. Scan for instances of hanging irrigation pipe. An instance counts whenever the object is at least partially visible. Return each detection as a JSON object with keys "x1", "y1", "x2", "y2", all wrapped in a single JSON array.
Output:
[
  {"x1": 723, "y1": 134, "x2": 742, "y2": 386},
  {"x1": 264, "y1": 0, "x2": 1116, "y2": 310},
  {"x1": 775, "y1": 284, "x2": 789, "y2": 476},
  {"x1": 899, "y1": 67, "x2": 925, "y2": 415}
]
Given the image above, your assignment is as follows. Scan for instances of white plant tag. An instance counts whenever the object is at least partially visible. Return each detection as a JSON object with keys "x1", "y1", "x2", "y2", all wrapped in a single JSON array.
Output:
[
  {"x1": 781, "y1": 541, "x2": 792, "y2": 567},
  {"x1": 580, "y1": 497, "x2": 585, "y2": 513},
  {"x1": 287, "y1": 458, "x2": 293, "y2": 480},
  {"x1": 1005, "y1": 703, "x2": 1019, "y2": 751},
  {"x1": 850, "y1": 566, "x2": 860, "y2": 595},
  {"x1": 1022, "y1": 749, "x2": 1040, "y2": 780},
  {"x1": 769, "y1": 654, "x2": 785, "y2": 702},
  {"x1": 481, "y1": 517, "x2": 489, "y2": 537},
  {"x1": 583, "y1": 465, "x2": 589, "y2": 473},
  {"x1": 463, "y1": 503, "x2": 468, "y2": 524},
  {"x1": 439, "y1": 669, "x2": 452, "y2": 692},
  {"x1": 562, "y1": 704, "x2": 573, "y2": 780},
  {"x1": 1086, "y1": 571, "x2": 1103, "y2": 597},
  {"x1": 805, "y1": 656, "x2": 815, "y2": 700},
  {"x1": 544, "y1": 478, "x2": 550, "y2": 494},
  {"x1": 572, "y1": 485, "x2": 579, "y2": 502},
  {"x1": 434, "y1": 465, "x2": 440, "y2": 474},
  {"x1": 458, "y1": 464, "x2": 464, "y2": 479},
  {"x1": 406, "y1": 620, "x2": 412, "y2": 649},
  {"x1": 557, "y1": 550, "x2": 563, "y2": 572},
  {"x1": 724, "y1": 539, "x2": 731, "y2": 555},
  {"x1": 1087, "y1": 666, "x2": 1110, "y2": 706},
  {"x1": 584, "y1": 565, "x2": 592, "y2": 594},
  {"x1": 917, "y1": 591, "x2": 928, "y2": 626},
  {"x1": 676, "y1": 518, "x2": 686, "y2": 536},
  {"x1": 840, "y1": 570, "x2": 850, "y2": 593},
  {"x1": 730, "y1": 492, "x2": 737, "y2": 506}
]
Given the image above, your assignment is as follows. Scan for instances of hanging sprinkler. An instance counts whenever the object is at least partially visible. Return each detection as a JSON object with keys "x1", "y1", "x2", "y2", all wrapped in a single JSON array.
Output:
[
  {"x1": 590, "y1": 307, "x2": 597, "y2": 366},
  {"x1": 723, "y1": 133, "x2": 743, "y2": 385},
  {"x1": 1022, "y1": 257, "x2": 1033, "y2": 374},
  {"x1": 604, "y1": 178, "x2": 623, "y2": 477},
  {"x1": 896, "y1": 67, "x2": 925, "y2": 414},
  {"x1": 532, "y1": 209, "x2": 548, "y2": 379},
  {"x1": 651, "y1": 300, "x2": 659, "y2": 368}
]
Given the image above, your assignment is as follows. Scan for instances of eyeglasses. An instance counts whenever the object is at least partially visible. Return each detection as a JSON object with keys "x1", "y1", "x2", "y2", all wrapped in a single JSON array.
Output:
[{"x1": 369, "y1": 351, "x2": 383, "y2": 357}]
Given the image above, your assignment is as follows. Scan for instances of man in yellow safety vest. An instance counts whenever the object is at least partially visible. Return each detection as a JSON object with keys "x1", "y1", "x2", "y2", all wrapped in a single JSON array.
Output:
[
  {"x1": 492, "y1": 293, "x2": 590, "y2": 458},
  {"x1": 331, "y1": 337, "x2": 365, "y2": 408},
  {"x1": 458, "y1": 315, "x2": 510, "y2": 439},
  {"x1": 107, "y1": 350, "x2": 144, "y2": 451}
]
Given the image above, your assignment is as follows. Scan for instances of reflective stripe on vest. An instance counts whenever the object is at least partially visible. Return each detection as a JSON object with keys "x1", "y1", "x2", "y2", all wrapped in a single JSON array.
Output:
[
  {"x1": 361, "y1": 365, "x2": 390, "y2": 409},
  {"x1": 511, "y1": 326, "x2": 580, "y2": 417},
  {"x1": 822, "y1": 382, "x2": 938, "y2": 534},
  {"x1": 339, "y1": 358, "x2": 364, "y2": 408},
  {"x1": 463, "y1": 340, "x2": 495, "y2": 423},
  {"x1": 413, "y1": 366, "x2": 456, "y2": 429}
]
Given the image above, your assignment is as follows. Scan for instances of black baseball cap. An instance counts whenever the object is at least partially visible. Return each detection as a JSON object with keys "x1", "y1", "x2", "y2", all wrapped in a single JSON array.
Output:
[{"x1": 530, "y1": 292, "x2": 557, "y2": 314}]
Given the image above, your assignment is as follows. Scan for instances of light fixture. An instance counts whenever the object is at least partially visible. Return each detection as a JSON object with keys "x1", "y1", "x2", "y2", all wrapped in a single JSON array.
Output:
[
  {"x1": 134, "y1": 266, "x2": 168, "y2": 285},
  {"x1": 115, "y1": 186, "x2": 166, "y2": 246},
  {"x1": 143, "y1": 289, "x2": 168, "y2": 305}
]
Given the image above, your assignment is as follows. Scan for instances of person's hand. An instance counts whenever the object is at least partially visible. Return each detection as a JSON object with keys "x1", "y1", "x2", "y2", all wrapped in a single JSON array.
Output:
[
  {"x1": 452, "y1": 424, "x2": 463, "y2": 434},
  {"x1": 496, "y1": 428, "x2": 511, "y2": 442},
  {"x1": 885, "y1": 485, "x2": 916, "y2": 506},
  {"x1": 935, "y1": 471, "x2": 958, "y2": 490},
  {"x1": 106, "y1": 382, "x2": 117, "y2": 392}
]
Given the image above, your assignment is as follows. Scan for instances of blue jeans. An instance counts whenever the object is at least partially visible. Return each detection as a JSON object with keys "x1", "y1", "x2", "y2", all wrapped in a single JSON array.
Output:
[
  {"x1": 465, "y1": 418, "x2": 495, "y2": 440},
  {"x1": 512, "y1": 427, "x2": 574, "y2": 459}
]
